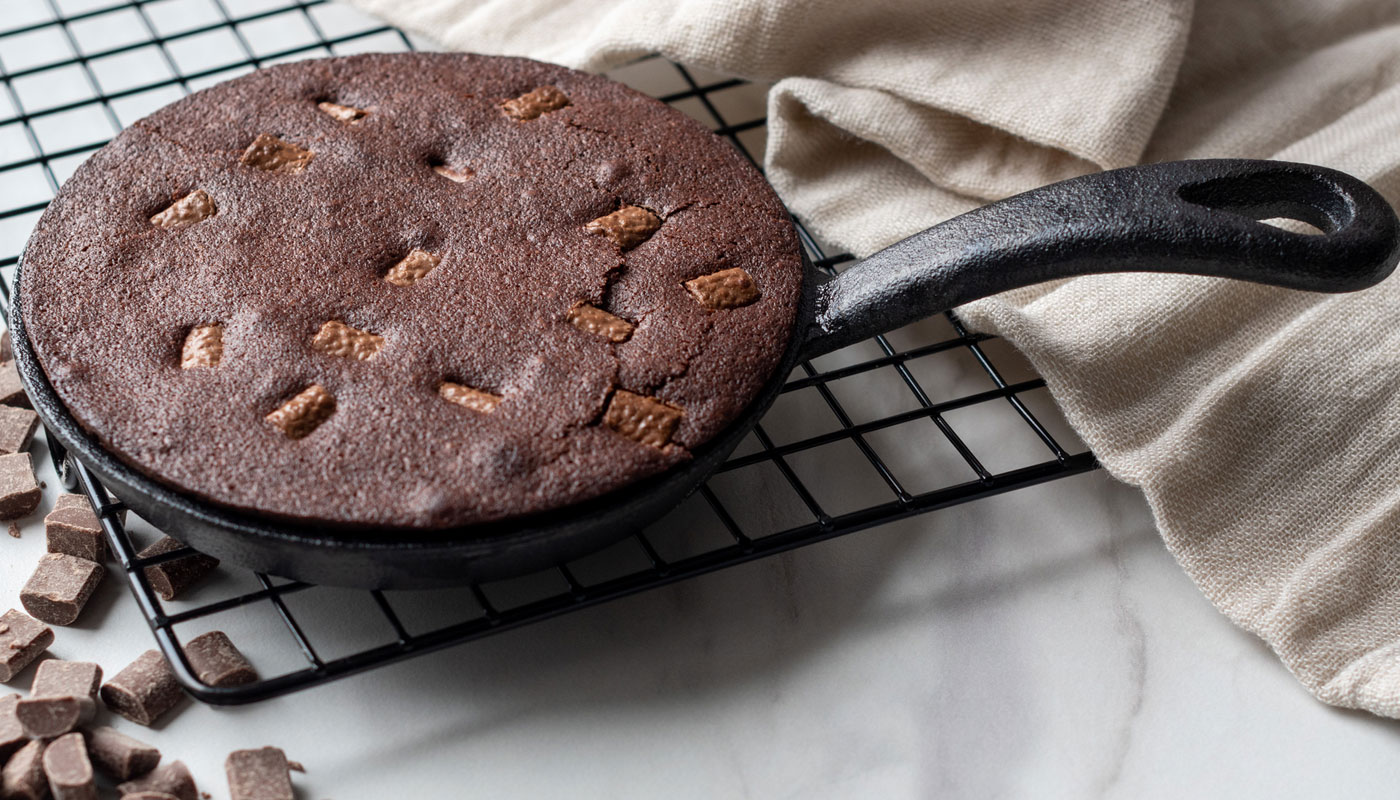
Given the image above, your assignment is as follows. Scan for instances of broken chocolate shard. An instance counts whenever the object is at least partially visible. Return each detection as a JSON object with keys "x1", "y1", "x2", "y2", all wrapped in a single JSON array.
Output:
[
  {"x1": 2, "y1": 739, "x2": 46, "y2": 800},
  {"x1": 16, "y1": 694, "x2": 91, "y2": 739},
  {"x1": 240, "y1": 134, "x2": 313, "y2": 174},
  {"x1": 384, "y1": 249, "x2": 440, "y2": 287},
  {"x1": 684, "y1": 266, "x2": 760, "y2": 309},
  {"x1": 43, "y1": 733, "x2": 96, "y2": 800},
  {"x1": 150, "y1": 190, "x2": 215, "y2": 230},
  {"x1": 180, "y1": 324, "x2": 223, "y2": 369},
  {"x1": 138, "y1": 536, "x2": 220, "y2": 601},
  {"x1": 0, "y1": 405, "x2": 37, "y2": 455},
  {"x1": 100, "y1": 650, "x2": 183, "y2": 727},
  {"x1": 501, "y1": 85, "x2": 569, "y2": 120},
  {"x1": 317, "y1": 101, "x2": 367, "y2": 122},
  {"x1": 0, "y1": 360, "x2": 29, "y2": 408},
  {"x1": 603, "y1": 390, "x2": 683, "y2": 448},
  {"x1": 226, "y1": 747, "x2": 294, "y2": 800},
  {"x1": 32, "y1": 659, "x2": 102, "y2": 699},
  {"x1": 0, "y1": 452, "x2": 40, "y2": 519},
  {"x1": 438, "y1": 382, "x2": 502, "y2": 414},
  {"x1": 432, "y1": 164, "x2": 472, "y2": 183},
  {"x1": 118, "y1": 760, "x2": 197, "y2": 800},
  {"x1": 566, "y1": 303, "x2": 634, "y2": 343},
  {"x1": 266, "y1": 385, "x2": 335, "y2": 440},
  {"x1": 20, "y1": 553, "x2": 103, "y2": 626},
  {"x1": 310, "y1": 321, "x2": 383, "y2": 361},
  {"x1": 0, "y1": 609, "x2": 52, "y2": 682},
  {"x1": 183, "y1": 631, "x2": 257, "y2": 688},
  {"x1": 46, "y1": 494, "x2": 107, "y2": 562},
  {"x1": 87, "y1": 726, "x2": 161, "y2": 781},
  {"x1": 585, "y1": 205, "x2": 661, "y2": 250}
]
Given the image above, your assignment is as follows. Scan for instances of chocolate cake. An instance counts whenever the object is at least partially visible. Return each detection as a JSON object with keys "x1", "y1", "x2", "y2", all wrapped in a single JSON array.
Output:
[{"x1": 19, "y1": 53, "x2": 803, "y2": 529}]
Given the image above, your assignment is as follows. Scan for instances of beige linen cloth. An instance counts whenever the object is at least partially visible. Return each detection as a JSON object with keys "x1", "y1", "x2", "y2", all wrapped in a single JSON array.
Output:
[{"x1": 344, "y1": 0, "x2": 1400, "y2": 717}]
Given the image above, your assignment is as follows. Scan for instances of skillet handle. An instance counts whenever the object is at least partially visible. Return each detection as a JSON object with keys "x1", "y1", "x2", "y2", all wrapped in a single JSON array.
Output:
[{"x1": 800, "y1": 158, "x2": 1400, "y2": 359}]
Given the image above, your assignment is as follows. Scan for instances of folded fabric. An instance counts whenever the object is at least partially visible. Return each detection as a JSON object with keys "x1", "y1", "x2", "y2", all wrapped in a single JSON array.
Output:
[{"x1": 344, "y1": 0, "x2": 1400, "y2": 718}]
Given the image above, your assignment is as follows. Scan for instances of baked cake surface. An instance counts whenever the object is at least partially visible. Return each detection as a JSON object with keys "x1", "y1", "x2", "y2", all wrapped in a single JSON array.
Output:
[{"x1": 19, "y1": 53, "x2": 803, "y2": 529}]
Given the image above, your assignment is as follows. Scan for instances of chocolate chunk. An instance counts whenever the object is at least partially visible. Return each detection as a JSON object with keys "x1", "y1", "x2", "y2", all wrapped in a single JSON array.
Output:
[
  {"x1": 100, "y1": 650, "x2": 182, "y2": 727},
  {"x1": 118, "y1": 760, "x2": 196, "y2": 800},
  {"x1": 265, "y1": 385, "x2": 335, "y2": 439},
  {"x1": 432, "y1": 164, "x2": 471, "y2": 183},
  {"x1": 32, "y1": 659, "x2": 102, "y2": 699},
  {"x1": 16, "y1": 695, "x2": 91, "y2": 738},
  {"x1": 0, "y1": 361, "x2": 29, "y2": 408},
  {"x1": 0, "y1": 695, "x2": 22, "y2": 761},
  {"x1": 240, "y1": 134, "x2": 312, "y2": 174},
  {"x1": 182, "y1": 631, "x2": 257, "y2": 688},
  {"x1": 41, "y1": 732, "x2": 95, "y2": 800},
  {"x1": 45, "y1": 494, "x2": 107, "y2": 562},
  {"x1": 684, "y1": 267, "x2": 760, "y2": 310},
  {"x1": 225, "y1": 747, "x2": 294, "y2": 800},
  {"x1": 1, "y1": 330, "x2": 13, "y2": 363},
  {"x1": 0, "y1": 452, "x2": 40, "y2": 519},
  {"x1": 310, "y1": 321, "x2": 383, "y2": 361},
  {"x1": 137, "y1": 536, "x2": 219, "y2": 601},
  {"x1": 180, "y1": 324, "x2": 223, "y2": 369},
  {"x1": 86, "y1": 726, "x2": 160, "y2": 781},
  {"x1": 501, "y1": 86, "x2": 569, "y2": 120},
  {"x1": 438, "y1": 382, "x2": 501, "y2": 414},
  {"x1": 383, "y1": 249, "x2": 440, "y2": 287},
  {"x1": 6, "y1": 522, "x2": 17, "y2": 539},
  {"x1": 20, "y1": 553, "x2": 103, "y2": 626},
  {"x1": 585, "y1": 205, "x2": 661, "y2": 250},
  {"x1": 0, "y1": 406, "x2": 37, "y2": 455},
  {"x1": 566, "y1": 303, "x2": 634, "y2": 343},
  {"x1": 1, "y1": 739, "x2": 45, "y2": 800},
  {"x1": 150, "y1": 190, "x2": 215, "y2": 230},
  {"x1": 316, "y1": 101, "x2": 366, "y2": 122},
  {"x1": 0, "y1": 609, "x2": 53, "y2": 682},
  {"x1": 603, "y1": 390, "x2": 683, "y2": 448}
]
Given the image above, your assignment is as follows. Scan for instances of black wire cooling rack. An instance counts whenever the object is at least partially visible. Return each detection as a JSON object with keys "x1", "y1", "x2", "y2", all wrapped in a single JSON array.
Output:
[{"x1": 0, "y1": 0, "x2": 1098, "y2": 704}]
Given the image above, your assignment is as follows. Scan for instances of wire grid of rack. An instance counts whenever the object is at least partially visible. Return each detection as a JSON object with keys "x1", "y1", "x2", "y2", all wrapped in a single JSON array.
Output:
[{"x1": 0, "y1": 0, "x2": 1098, "y2": 704}]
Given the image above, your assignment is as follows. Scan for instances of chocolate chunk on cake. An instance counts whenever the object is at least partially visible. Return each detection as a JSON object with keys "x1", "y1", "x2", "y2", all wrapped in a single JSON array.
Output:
[{"x1": 19, "y1": 53, "x2": 804, "y2": 529}]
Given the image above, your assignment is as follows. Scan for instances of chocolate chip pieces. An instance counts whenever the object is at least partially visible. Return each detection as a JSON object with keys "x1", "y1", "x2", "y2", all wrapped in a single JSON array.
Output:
[
  {"x1": 438, "y1": 382, "x2": 502, "y2": 414},
  {"x1": 384, "y1": 248, "x2": 440, "y2": 287},
  {"x1": 685, "y1": 267, "x2": 760, "y2": 309},
  {"x1": 183, "y1": 631, "x2": 257, "y2": 688},
  {"x1": 20, "y1": 553, "x2": 103, "y2": 626},
  {"x1": 567, "y1": 303, "x2": 634, "y2": 343},
  {"x1": 180, "y1": 323, "x2": 223, "y2": 369},
  {"x1": 0, "y1": 453, "x2": 41, "y2": 520},
  {"x1": 100, "y1": 650, "x2": 183, "y2": 727},
  {"x1": 265, "y1": 384, "x2": 335, "y2": 439},
  {"x1": 604, "y1": 390, "x2": 683, "y2": 448},
  {"x1": 150, "y1": 190, "x2": 215, "y2": 230},
  {"x1": 501, "y1": 85, "x2": 569, "y2": 121},
  {"x1": 226, "y1": 747, "x2": 295, "y2": 800},
  {"x1": 16, "y1": 660, "x2": 101, "y2": 738},
  {"x1": 586, "y1": 205, "x2": 661, "y2": 250},
  {"x1": 0, "y1": 609, "x2": 52, "y2": 682},
  {"x1": 317, "y1": 101, "x2": 367, "y2": 122},
  {"x1": 87, "y1": 726, "x2": 161, "y2": 780},
  {"x1": 240, "y1": 134, "x2": 313, "y2": 174},
  {"x1": 0, "y1": 405, "x2": 38, "y2": 455},
  {"x1": 311, "y1": 320, "x2": 383, "y2": 361},
  {"x1": 42, "y1": 732, "x2": 95, "y2": 800},
  {"x1": 46, "y1": 493, "x2": 106, "y2": 562},
  {"x1": 137, "y1": 536, "x2": 219, "y2": 601},
  {"x1": 117, "y1": 760, "x2": 196, "y2": 800}
]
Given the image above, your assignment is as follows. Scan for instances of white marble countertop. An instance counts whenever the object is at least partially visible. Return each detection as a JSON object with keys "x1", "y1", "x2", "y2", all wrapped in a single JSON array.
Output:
[{"x1": 6, "y1": 449, "x2": 1400, "y2": 799}]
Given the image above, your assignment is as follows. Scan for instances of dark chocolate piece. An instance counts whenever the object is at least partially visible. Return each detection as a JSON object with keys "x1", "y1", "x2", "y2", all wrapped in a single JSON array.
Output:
[
  {"x1": 265, "y1": 385, "x2": 334, "y2": 439},
  {"x1": 16, "y1": 695, "x2": 90, "y2": 738},
  {"x1": 99, "y1": 650, "x2": 182, "y2": 727},
  {"x1": 383, "y1": 249, "x2": 439, "y2": 287},
  {"x1": 117, "y1": 760, "x2": 197, "y2": 800},
  {"x1": 0, "y1": 361, "x2": 29, "y2": 409},
  {"x1": 603, "y1": 390, "x2": 684, "y2": 448},
  {"x1": 41, "y1": 732, "x2": 95, "y2": 800},
  {"x1": 86, "y1": 726, "x2": 160, "y2": 780},
  {"x1": 0, "y1": 609, "x2": 53, "y2": 682},
  {"x1": 310, "y1": 321, "x2": 383, "y2": 361},
  {"x1": 501, "y1": 85, "x2": 569, "y2": 120},
  {"x1": 438, "y1": 382, "x2": 502, "y2": 414},
  {"x1": 684, "y1": 267, "x2": 761, "y2": 309},
  {"x1": 432, "y1": 164, "x2": 471, "y2": 182},
  {"x1": 1, "y1": 739, "x2": 45, "y2": 800},
  {"x1": 180, "y1": 324, "x2": 223, "y2": 369},
  {"x1": 566, "y1": 303, "x2": 634, "y2": 342},
  {"x1": 0, "y1": 453, "x2": 40, "y2": 519},
  {"x1": 18, "y1": 54, "x2": 804, "y2": 529},
  {"x1": 20, "y1": 553, "x2": 104, "y2": 626},
  {"x1": 225, "y1": 747, "x2": 294, "y2": 800},
  {"x1": 45, "y1": 494, "x2": 107, "y2": 562},
  {"x1": 0, "y1": 694, "x2": 22, "y2": 761},
  {"x1": 182, "y1": 631, "x2": 257, "y2": 688},
  {"x1": 240, "y1": 134, "x2": 312, "y2": 174},
  {"x1": 585, "y1": 205, "x2": 661, "y2": 250},
  {"x1": 0, "y1": 406, "x2": 38, "y2": 455},
  {"x1": 150, "y1": 190, "x2": 215, "y2": 229},
  {"x1": 138, "y1": 536, "x2": 220, "y2": 601},
  {"x1": 32, "y1": 659, "x2": 102, "y2": 698},
  {"x1": 317, "y1": 101, "x2": 366, "y2": 122}
]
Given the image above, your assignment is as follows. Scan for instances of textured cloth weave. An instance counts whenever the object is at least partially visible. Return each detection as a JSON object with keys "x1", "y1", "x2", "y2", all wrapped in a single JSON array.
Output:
[{"x1": 344, "y1": 0, "x2": 1400, "y2": 717}]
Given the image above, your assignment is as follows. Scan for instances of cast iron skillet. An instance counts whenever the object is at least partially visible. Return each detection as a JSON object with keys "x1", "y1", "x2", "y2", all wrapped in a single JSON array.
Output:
[{"x1": 13, "y1": 158, "x2": 1400, "y2": 589}]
